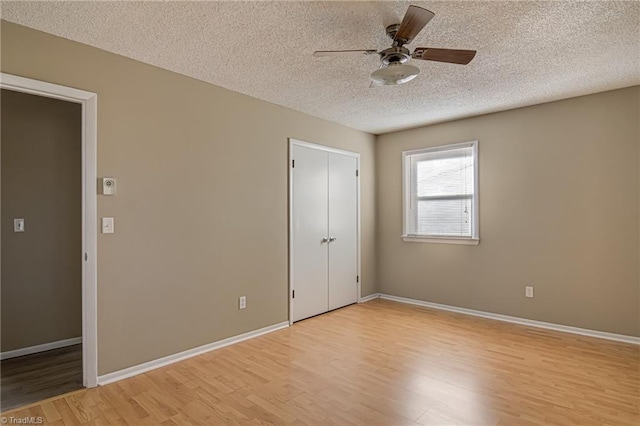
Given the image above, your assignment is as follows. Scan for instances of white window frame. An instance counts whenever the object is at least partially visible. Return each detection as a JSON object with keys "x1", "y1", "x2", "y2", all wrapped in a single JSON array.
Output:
[{"x1": 402, "y1": 140, "x2": 479, "y2": 245}]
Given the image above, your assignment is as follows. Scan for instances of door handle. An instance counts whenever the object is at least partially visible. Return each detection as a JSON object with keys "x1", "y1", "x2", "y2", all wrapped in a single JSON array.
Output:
[
  {"x1": 321, "y1": 237, "x2": 329, "y2": 243},
  {"x1": 329, "y1": 237, "x2": 337, "y2": 243}
]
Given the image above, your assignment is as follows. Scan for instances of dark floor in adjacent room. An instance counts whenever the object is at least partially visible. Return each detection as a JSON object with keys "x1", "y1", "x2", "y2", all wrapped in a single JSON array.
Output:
[{"x1": 0, "y1": 344, "x2": 83, "y2": 411}]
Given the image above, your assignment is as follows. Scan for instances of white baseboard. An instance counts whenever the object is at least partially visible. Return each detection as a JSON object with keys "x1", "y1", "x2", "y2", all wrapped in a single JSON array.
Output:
[
  {"x1": 359, "y1": 293, "x2": 381, "y2": 303},
  {"x1": 378, "y1": 294, "x2": 640, "y2": 345},
  {"x1": 0, "y1": 337, "x2": 82, "y2": 360},
  {"x1": 97, "y1": 321, "x2": 289, "y2": 385}
]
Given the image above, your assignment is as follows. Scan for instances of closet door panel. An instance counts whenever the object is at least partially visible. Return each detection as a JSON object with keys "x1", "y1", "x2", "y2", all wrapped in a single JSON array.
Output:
[
  {"x1": 328, "y1": 152, "x2": 358, "y2": 311},
  {"x1": 291, "y1": 145, "x2": 329, "y2": 322}
]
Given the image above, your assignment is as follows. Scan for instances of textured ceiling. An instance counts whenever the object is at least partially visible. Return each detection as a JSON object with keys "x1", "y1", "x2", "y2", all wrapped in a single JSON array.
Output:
[{"x1": 2, "y1": 1, "x2": 639, "y2": 134}]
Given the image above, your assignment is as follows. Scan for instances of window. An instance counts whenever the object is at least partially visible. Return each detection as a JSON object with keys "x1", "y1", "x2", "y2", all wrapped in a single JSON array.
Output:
[{"x1": 402, "y1": 141, "x2": 479, "y2": 244}]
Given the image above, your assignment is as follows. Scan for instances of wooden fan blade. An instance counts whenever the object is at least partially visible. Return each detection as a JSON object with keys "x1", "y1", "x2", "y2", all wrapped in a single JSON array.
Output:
[
  {"x1": 394, "y1": 5, "x2": 435, "y2": 45},
  {"x1": 412, "y1": 48, "x2": 477, "y2": 65},
  {"x1": 313, "y1": 50, "x2": 378, "y2": 58}
]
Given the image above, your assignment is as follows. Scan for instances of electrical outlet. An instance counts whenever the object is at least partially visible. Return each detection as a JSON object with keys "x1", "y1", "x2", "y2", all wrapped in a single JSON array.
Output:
[
  {"x1": 525, "y1": 286, "x2": 534, "y2": 298},
  {"x1": 239, "y1": 296, "x2": 246, "y2": 310}
]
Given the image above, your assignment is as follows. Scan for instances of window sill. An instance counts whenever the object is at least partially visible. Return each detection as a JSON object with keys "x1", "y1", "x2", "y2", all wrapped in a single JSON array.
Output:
[{"x1": 401, "y1": 235, "x2": 480, "y2": 245}]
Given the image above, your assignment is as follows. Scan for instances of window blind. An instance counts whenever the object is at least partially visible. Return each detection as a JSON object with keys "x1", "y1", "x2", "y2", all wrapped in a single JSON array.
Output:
[{"x1": 409, "y1": 145, "x2": 474, "y2": 237}]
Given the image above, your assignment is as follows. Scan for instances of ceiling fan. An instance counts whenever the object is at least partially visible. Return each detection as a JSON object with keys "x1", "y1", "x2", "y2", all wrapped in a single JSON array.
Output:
[{"x1": 313, "y1": 5, "x2": 477, "y2": 86}]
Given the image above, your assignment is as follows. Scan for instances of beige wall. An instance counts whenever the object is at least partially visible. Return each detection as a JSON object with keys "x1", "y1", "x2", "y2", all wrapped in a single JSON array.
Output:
[
  {"x1": 1, "y1": 89, "x2": 82, "y2": 351},
  {"x1": 2, "y1": 18, "x2": 637, "y2": 376},
  {"x1": 377, "y1": 87, "x2": 640, "y2": 337},
  {"x1": 0, "y1": 21, "x2": 376, "y2": 374}
]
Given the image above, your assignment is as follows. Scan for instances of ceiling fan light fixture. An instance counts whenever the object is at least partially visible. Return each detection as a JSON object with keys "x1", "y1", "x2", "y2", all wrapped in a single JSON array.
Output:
[
  {"x1": 370, "y1": 62, "x2": 420, "y2": 86},
  {"x1": 314, "y1": 6, "x2": 476, "y2": 87}
]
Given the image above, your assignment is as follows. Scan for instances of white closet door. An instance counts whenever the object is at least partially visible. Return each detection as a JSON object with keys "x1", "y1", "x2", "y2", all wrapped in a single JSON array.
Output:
[
  {"x1": 291, "y1": 145, "x2": 329, "y2": 322},
  {"x1": 328, "y1": 152, "x2": 358, "y2": 311}
]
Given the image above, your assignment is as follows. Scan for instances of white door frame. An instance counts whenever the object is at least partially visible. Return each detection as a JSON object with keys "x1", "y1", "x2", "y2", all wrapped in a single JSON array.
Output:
[
  {"x1": 1, "y1": 73, "x2": 98, "y2": 388},
  {"x1": 288, "y1": 138, "x2": 361, "y2": 325}
]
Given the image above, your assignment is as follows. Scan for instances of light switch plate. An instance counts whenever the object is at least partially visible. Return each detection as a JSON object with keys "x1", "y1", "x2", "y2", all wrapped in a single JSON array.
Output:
[
  {"x1": 14, "y1": 218, "x2": 25, "y2": 232},
  {"x1": 102, "y1": 217, "x2": 114, "y2": 234}
]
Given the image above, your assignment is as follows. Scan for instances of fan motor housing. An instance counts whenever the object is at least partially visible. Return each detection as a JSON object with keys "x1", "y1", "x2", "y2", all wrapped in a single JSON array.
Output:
[{"x1": 380, "y1": 46, "x2": 411, "y2": 65}]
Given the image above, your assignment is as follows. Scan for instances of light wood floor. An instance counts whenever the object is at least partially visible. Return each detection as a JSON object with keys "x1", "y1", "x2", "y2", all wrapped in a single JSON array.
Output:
[
  {"x1": 1, "y1": 344, "x2": 83, "y2": 411},
  {"x1": 1, "y1": 299, "x2": 638, "y2": 425}
]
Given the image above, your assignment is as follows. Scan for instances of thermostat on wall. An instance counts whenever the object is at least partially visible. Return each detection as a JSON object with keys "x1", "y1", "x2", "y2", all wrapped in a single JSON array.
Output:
[{"x1": 100, "y1": 177, "x2": 116, "y2": 195}]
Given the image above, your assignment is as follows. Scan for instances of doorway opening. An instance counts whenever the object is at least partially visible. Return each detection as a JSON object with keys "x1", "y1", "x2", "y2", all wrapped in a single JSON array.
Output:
[{"x1": 0, "y1": 74, "x2": 97, "y2": 411}]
